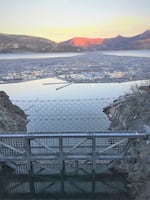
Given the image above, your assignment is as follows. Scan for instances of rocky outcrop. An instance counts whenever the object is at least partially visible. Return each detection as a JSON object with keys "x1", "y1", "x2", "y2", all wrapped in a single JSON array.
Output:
[
  {"x1": 103, "y1": 86, "x2": 150, "y2": 200},
  {"x1": 0, "y1": 91, "x2": 27, "y2": 132},
  {"x1": 103, "y1": 87, "x2": 150, "y2": 131}
]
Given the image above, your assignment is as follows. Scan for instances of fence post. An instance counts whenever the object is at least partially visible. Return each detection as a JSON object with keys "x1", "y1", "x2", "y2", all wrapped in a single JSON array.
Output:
[
  {"x1": 92, "y1": 136, "x2": 96, "y2": 171},
  {"x1": 59, "y1": 136, "x2": 65, "y2": 172},
  {"x1": 25, "y1": 136, "x2": 33, "y2": 174}
]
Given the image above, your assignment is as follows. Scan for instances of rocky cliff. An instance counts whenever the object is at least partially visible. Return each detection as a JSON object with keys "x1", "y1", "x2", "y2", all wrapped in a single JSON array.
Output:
[
  {"x1": 103, "y1": 86, "x2": 150, "y2": 131},
  {"x1": 0, "y1": 91, "x2": 27, "y2": 132},
  {"x1": 103, "y1": 85, "x2": 150, "y2": 200}
]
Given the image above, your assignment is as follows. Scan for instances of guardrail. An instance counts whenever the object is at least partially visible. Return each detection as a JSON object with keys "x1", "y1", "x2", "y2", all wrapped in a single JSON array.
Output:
[{"x1": 0, "y1": 131, "x2": 148, "y2": 174}]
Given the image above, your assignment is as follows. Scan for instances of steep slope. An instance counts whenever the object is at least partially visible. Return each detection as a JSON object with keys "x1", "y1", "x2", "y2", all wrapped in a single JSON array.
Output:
[
  {"x1": 0, "y1": 91, "x2": 28, "y2": 170},
  {"x1": 0, "y1": 91, "x2": 27, "y2": 132}
]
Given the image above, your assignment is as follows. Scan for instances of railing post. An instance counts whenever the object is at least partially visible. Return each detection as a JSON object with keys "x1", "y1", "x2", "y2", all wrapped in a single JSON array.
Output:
[
  {"x1": 25, "y1": 137, "x2": 33, "y2": 174},
  {"x1": 75, "y1": 160, "x2": 79, "y2": 175},
  {"x1": 92, "y1": 170, "x2": 95, "y2": 199},
  {"x1": 59, "y1": 136, "x2": 65, "y2": 172},
  {"x1": 92, "y1": 136, "x2": 96, "y2": 171}
]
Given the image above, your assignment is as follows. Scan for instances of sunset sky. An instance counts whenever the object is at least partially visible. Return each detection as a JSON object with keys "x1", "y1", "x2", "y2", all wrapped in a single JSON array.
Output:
[{"x1": 0, "y1": 0, "x2": 150, "y2": 42}]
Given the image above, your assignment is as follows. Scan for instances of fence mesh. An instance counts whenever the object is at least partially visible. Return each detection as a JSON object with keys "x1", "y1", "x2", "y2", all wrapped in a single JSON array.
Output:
[
  {"x1": 11, "y1": 98, "x2": 114, "y2": 132},
  {"x1": 0, "y1": 133, "x2": 129, "y2": 174}
]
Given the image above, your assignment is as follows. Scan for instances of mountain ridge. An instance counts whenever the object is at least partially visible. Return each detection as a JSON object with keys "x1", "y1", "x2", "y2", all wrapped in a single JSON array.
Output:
[
  {"x1": 64, "y1": 30, "x2": 150, "y2": 50},
  {"x1": 0, "y1": 30, "x2": 150, "y2": 53}
]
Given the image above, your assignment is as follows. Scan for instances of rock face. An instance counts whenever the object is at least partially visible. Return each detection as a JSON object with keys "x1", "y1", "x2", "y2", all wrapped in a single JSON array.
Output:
[
  {"x1": 0, "y1": 91, "x2": 27, "y2": 132},
  {"x1": 103, "y1": 87, "x2": 150, "y2": 131},
  {"x1": 103, "y1": 86, "x2": 150, "y2": 200}
]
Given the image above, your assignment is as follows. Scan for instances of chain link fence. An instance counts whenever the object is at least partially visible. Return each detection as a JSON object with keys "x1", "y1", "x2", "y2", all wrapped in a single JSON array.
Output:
[{"x1": 12, "y1": 98, "x2": 114, "y2": 132}]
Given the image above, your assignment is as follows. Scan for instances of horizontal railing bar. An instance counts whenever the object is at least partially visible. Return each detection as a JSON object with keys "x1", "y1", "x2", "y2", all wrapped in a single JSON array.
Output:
[
  {"x1": 11, "y1": 97, "x2": 115, "y2": 102},
  {"x1": 0, "y1": 192, "x2": 128, "y2": 198},
  {"x1": 0, "y1": 131, "x2": 147, "y2": 138},
  {"x1": 0, "y1": 173, "x2": 126, "y2": 180},
  {"x1": 0, "y1": 154, "x2": 132, "y2": 162},
  {"x1": 29, "y1": 145, "x2": 125, "y2": 149}
]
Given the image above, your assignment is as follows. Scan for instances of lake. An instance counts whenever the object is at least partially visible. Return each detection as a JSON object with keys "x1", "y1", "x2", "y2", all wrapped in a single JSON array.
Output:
[
  {"x1": 0, "y1": 50, "x2": 150, "y2": 60},
  {"x1": 0, "y1": 77, "x2": 147, "y2": 132},
  {"x1": 102, "y1": 49, "x2": 150, "y2": 57},
  {"x1": 0, "y1": 52, "x2": 83, "y2": 60},
  {"x1": 0, "y1": 50, "x2": 149, "y2": 132}
]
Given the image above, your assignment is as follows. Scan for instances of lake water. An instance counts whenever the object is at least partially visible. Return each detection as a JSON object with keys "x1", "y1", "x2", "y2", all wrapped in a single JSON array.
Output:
[
  {"x1": 0, "y1": 77, "x2": 147, "y2": 132},
  {"x1": 0, "y1": 52, "x2": 83, "y2": 60},
  {"x1": 102, "y1": 49, "x2": 150, "y2": 57},
  {"x1": 0, "y1": 170, "x2": 129, "y2": 200},
  {"x1": 0, "y1": 50, "x2": 150, "y2": 60}
]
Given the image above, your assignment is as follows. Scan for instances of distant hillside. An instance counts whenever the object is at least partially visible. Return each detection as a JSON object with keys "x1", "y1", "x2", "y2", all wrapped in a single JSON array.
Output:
[
  {"x1": 0, "y1": 34, "x2": 57, "y2": 53},
  {"x1": 62, "y1": 30, "x2": 150, "y2": 50},
  {"x1": 95, "y1": 30, "x2": 150, "y2": 50},
  {"x1": 60, "y1": 37, "x2": 104, "y2": 48},
  {"x1": 0, "y1": 34, "x2": 80, "y2": 53},
  {"x1": 0, "y1": 30, "x2": 150, "y2": 53}
]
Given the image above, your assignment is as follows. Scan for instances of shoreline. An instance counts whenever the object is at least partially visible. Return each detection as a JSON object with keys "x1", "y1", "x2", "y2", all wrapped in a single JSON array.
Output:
[
  {"x1": 1, "y1": 51, "x2": 149, "y2": 86},
  {"x1": 0, "y1": 76, "x2": 149, "y2": 85}
]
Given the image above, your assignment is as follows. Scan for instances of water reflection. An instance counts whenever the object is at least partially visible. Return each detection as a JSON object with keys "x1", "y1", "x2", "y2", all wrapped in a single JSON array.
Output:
[{"x1": 0, "y1": 170, "x2": 129, "y2": 200}]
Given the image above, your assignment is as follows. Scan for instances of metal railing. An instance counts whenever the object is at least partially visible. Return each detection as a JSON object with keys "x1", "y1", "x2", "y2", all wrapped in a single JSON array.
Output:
[
  {"x1": 0, "y1": 98, "x2": 149, "y2": 175},
  {"x1": 0, "y1": 131, "x2": 148, "y2": 174}
]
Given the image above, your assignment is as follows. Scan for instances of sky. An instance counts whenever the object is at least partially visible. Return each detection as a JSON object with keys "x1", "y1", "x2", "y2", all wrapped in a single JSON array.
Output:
[{"x1": 0, "y1": 0, "x2": 150, "y2": 42}]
